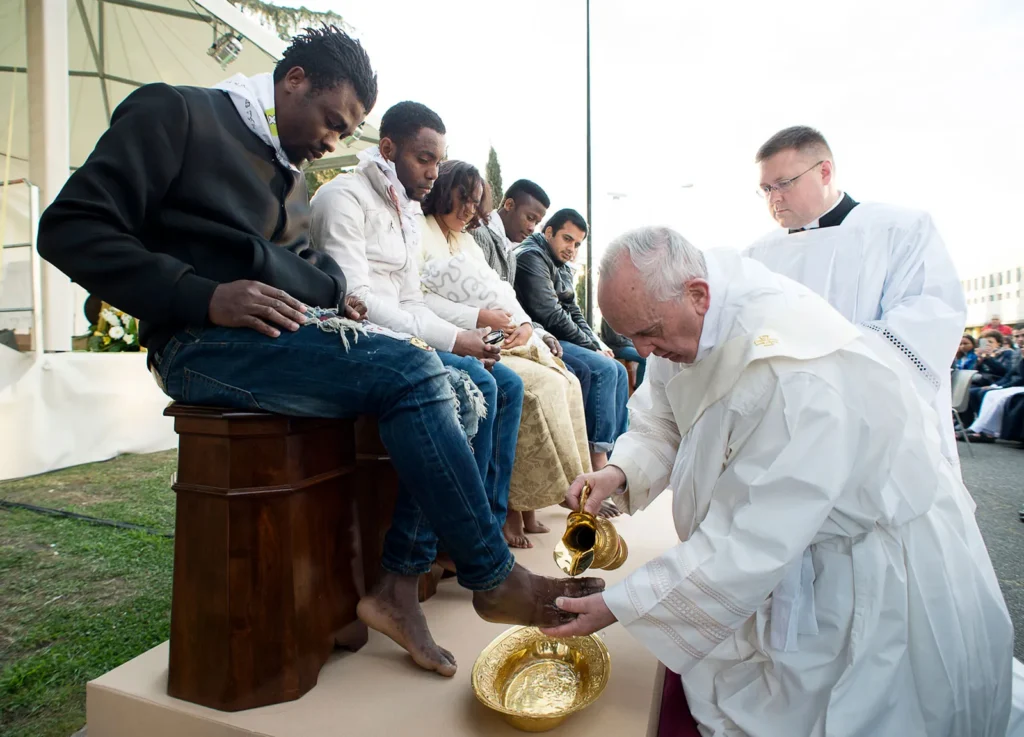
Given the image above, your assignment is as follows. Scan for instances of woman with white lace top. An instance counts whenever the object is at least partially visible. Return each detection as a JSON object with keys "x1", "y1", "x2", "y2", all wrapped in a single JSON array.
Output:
[{"x1": 418, "y1": 160, "x2": 591, "y2": 548}]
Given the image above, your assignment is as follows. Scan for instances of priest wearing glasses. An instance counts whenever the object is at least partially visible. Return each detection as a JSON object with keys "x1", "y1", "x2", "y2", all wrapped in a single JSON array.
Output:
[{"x1": 743, "y1": 126, "x2": 967, "y2": 480}]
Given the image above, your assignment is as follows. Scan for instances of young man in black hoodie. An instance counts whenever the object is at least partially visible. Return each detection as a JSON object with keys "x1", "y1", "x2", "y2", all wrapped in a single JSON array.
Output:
[
  {"x1": 514, "y1": 208, "x2": 629, "y2": 471},
  {"x1": 37, "y1": 26, "x2": 601, "y2": 678}
]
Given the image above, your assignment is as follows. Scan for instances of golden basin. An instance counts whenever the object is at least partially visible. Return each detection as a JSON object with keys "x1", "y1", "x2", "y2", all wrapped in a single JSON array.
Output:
[{"x1": 472, "y1": 626, "x2": 611, "y2": 732}]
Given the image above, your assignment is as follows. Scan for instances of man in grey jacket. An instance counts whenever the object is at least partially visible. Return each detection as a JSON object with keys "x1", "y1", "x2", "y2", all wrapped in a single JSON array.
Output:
[{"x1": 514, "y1": 209, "x2": 629, "y2": 470}]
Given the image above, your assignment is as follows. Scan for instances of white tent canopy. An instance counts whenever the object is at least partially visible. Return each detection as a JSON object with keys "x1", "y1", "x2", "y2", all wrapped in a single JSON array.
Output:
[
  {"x1": 1, "y1": 0, "x2": 286, "y2": 172},
  {"x1": 0, "y1": 0, "x2": 378, "y2": 172}
]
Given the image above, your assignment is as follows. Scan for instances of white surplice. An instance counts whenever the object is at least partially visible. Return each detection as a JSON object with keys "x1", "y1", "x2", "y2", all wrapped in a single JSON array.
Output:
[
  {"x1": 742, "y1": 202, "x2": 966, "y2": 477},
  {"x1": 603, "y1": 250, "x2": 1012, "y2": 737}
]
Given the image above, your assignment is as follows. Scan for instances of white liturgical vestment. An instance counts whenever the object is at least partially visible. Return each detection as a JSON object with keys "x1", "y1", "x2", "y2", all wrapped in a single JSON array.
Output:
[
  {"x1": 603, "y1": 250, "x2": 1012, "y2": 737},
  {"x1": 742, "y1": 198, "x2": 966, "y2": 476}
]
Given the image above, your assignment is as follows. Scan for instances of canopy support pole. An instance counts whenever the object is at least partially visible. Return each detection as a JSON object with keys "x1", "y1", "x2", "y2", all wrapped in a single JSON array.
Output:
[
  {"x1": 27, "y1": 0, "x2": 73, "y2": 352},
  {"x1": 77, "y1": 0, "x2": 111, "y2": 121}
]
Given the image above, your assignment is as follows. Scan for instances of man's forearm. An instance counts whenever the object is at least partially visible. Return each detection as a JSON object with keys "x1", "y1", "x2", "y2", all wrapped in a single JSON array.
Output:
[{"x1": 532, "y1": 304, "x2": 598, "y2": 346}]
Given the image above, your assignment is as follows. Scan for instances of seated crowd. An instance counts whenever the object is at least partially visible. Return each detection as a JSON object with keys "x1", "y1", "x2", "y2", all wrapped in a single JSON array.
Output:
[
  {"x1": 308, "y1": 101, "x2": 632, "y2": 550},
  {"x1": 955, "y1": 323, "x2": 1024, "y2": 442}
]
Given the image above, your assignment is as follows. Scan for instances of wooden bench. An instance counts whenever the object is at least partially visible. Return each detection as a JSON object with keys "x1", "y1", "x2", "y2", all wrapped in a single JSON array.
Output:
[
  {"x1": 617, "y1": 359, "x2": 640, "y2": 397},
  {"x1": 164, "y1": 404, "x2": 439, "y2": 712}
]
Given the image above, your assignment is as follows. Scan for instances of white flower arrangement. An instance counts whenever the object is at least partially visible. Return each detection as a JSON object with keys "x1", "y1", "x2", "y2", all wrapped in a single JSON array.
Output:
[
  {"x1": 100, "y1": 309, "x2": 122, "y2": 328},
  {"x1": 87, "y1": 303, "x2": 140, "y2": 352}
]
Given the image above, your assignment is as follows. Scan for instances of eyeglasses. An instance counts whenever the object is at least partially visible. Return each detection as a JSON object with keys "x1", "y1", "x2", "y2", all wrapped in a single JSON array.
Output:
[{"x1": 756, "y1": 160, "x2": 824, "y2": 198}]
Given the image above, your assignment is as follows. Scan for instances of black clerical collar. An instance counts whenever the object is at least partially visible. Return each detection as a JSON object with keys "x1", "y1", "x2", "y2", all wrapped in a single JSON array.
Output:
[{"x1": 788, "y1": 193, "x2": 860, "y2": 234}]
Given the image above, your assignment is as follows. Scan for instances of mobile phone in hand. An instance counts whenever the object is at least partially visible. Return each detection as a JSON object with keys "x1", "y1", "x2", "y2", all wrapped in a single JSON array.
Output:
[{"x1": 484, "y1": 329, "x2": 505, "y2": 345}]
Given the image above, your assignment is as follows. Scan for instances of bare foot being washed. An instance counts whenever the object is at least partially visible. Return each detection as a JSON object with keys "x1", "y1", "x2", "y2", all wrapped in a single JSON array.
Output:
[
  {"x1": 503, "y1": 511, "x2": 532, "y2": 548},
  {"x1": 357, "y1": 571, "x2": 458, "y2": 677},
  {"x1": 473, "y1": 563, "x2": 605, "y2": 627},
  {"x1": 522, "y1": 510, "x2": 549, "y2": 534}
]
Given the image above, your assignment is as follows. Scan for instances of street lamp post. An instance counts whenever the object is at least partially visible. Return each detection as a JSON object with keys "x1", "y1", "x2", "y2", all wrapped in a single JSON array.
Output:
[{"x1": 585, "y1": 0, "x2": 593, "y2": 326}]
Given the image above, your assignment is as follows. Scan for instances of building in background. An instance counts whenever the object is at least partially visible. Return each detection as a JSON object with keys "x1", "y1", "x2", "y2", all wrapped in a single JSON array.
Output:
[{"x1": 960, "y1": 265, "x2": 1024, "y2": 330}]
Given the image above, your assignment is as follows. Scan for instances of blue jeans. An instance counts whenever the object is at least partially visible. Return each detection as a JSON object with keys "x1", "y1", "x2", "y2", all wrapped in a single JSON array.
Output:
[
  {"x1": 436, "y1": 354, "x2": 523, "y2": 527},
  {"x1": 612, "y1": 345, "x2": 646, "y2": 386},
  {"x1": 153, "y1": 324, "x2": 514, "y2": 591},
  {"x1": 558, "y1": 341, "x2": 629, "y2": 452},
  {"x1": 561, "y1": 352, "x2": 592, "y2": 407}
]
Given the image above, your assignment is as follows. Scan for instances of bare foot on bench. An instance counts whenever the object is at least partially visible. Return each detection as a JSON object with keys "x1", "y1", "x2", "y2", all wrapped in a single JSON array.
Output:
[
  {"x1": 357, "y1": 572, "x2": 457, "y2": 677},
  {"x1": 522, "y1": 510, "x2": 549, "y2": 534},
  {"x1": 473, "y1": 563, "x2": 605, "y2": 627},
  {"x1": 503, "y1": 511, "x2": 532, "y2": 549}
]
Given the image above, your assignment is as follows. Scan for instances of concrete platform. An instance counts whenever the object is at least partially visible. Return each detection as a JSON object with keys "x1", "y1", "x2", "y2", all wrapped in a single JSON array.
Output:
[{"x1": 85, "y1": 497, "x2": 680, "y2": 737}]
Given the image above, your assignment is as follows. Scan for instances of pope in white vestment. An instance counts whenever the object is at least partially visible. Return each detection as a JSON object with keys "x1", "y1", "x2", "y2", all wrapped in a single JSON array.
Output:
[{"x1": 547, "y1": 227, "x2": 1012, "y2": 737}]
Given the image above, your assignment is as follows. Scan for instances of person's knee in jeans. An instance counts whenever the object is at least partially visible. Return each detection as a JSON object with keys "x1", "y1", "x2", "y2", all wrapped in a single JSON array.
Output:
[
  {"x1": 439, "y1": 353, "x2": 498, "y2": 483},
  {"x1": 580, "y1": 349, "x2": 624, "y2": 464},
  {"x1": 488, "y1": 363, "x2": 524, "y2": 526},
  {"x1": 566, "y1": 358, "x2": 592, "y2": 404}
]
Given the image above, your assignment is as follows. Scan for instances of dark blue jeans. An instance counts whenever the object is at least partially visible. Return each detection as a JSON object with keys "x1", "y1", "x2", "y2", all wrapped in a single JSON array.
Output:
[
  {"x1": 612, "y1": 345, "x2": 646, "y2": 386},
  {"x1": 436, "y1": 353, "x2": 523, "y2": 527},
  {"x1": 153, "y1": 324, "x2": 514, "y2": 591},
  {"x1": 561, "y1": 352, "x2": 592, "y2": 407},
  {"x1": 558, "y1": 341, "x2": 629, "y2": 452}
]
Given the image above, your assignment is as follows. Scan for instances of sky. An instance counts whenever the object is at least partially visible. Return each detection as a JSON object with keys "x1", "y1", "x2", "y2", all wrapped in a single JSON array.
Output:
[{"x1": 296, "y1": 0, "x2": 1024, "y2": 282}]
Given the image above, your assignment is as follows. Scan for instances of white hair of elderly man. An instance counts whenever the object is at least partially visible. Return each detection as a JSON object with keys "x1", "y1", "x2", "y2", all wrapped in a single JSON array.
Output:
[{"x1": 600, "y1": 226, "x2": 708, "y2": 301}]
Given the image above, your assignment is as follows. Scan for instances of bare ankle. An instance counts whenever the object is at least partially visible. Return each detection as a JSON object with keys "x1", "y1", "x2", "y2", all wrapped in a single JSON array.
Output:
[{"x1": 371, "y1": 570, "x2": 423, "y2": 600}]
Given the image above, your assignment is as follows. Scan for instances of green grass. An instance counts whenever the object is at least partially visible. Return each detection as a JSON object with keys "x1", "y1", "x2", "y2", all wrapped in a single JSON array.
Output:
[
  {"x1": 0, "y1": 451, "x2": 177, "y2": 737},
  {"x1": 0, "y1": 451, "x2": 177, "y2": 532}
]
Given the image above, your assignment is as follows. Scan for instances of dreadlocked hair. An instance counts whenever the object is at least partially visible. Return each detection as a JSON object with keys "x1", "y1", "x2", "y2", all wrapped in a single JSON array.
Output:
[{"x1": 274, "y1": 24, "x2": 378, "y2": 112}]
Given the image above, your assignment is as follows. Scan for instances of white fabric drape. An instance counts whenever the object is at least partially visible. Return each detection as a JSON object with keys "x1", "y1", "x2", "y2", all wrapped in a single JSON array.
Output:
[{"x1": 969, "y1": 386, "x2": 1024, "y2": 437}]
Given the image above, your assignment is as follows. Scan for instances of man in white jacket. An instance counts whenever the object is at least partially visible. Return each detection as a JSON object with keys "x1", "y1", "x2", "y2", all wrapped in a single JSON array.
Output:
[
  {"x1": 309, "y1": 102, "x2": 531, "y2": 676},
  {"x1": 546, "y1": 226, "x2": 1012, "y2": 736}
]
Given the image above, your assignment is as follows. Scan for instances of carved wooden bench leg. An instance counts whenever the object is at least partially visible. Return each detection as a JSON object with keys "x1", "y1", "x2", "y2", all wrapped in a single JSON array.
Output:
[
  {"x1": 164, "y1": 407, "x2": 445, "y2": 712},
  {"x1": 165, "y1": 405, "x2": 362, "y2": 712},
  {"x1": 617, "y1": 358, "x2": 639, "y2": 397}
]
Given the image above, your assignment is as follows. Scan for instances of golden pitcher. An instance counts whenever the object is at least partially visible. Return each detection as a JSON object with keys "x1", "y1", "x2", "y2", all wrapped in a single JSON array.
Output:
[{"x1": 553, "y1": 483, "x2": 628, "y2": 576}]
